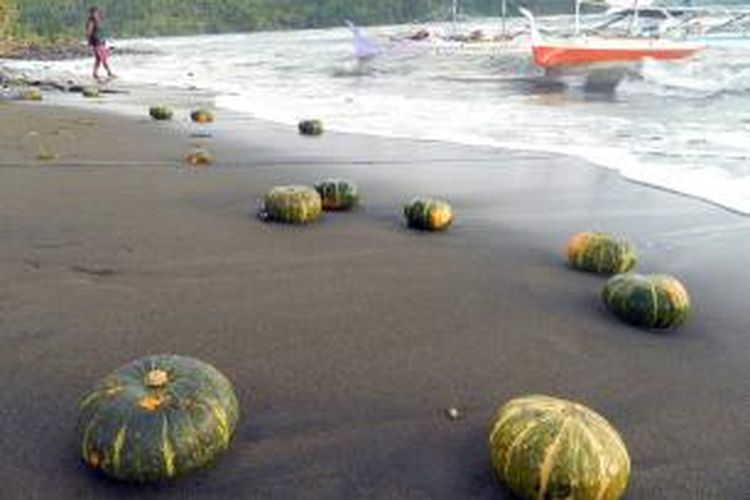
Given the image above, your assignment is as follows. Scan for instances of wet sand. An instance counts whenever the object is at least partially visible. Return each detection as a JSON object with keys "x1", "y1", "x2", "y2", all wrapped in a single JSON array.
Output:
[{"x1": 1, "y1": 99, "x2": 749, "y2": 499}]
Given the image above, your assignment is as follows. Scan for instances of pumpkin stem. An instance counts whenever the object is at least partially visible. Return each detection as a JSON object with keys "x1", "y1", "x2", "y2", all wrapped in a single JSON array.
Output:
[{"x1": 145, "y1": 369, "x2": 169, "y2": 388}]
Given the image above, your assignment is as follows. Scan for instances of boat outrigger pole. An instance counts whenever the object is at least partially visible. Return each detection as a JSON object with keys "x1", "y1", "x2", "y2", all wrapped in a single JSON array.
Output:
[
  {"x1": 627, "y1": 0, "x2": 641, "y2": 35},
  {"x1": 452, "y1": 0, "x2": 459, "y2": 33},
  {"x1": 501, "y1": 0, "x2": 508, "y2": 38}
]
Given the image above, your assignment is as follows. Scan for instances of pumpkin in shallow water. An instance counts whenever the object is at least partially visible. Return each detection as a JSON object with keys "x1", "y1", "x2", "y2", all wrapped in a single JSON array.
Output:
[
  {"x1": 261, "y1": 185, "x2": 322, "y2": 224},
  {"x1": 404, "y1": 197, "x2": 453, "y2": 231},
  {"x1": 298, "y1": 119, "x2": 323, "y2": 136},
  {"x1": 78, "y1": 354, "x2": 239, "y2": 483},
  {"x1": 18, "y1": 88, "x2": 42, "y2": 101},
  {"x1": 489, "y1": 395, "x2": 630, "y2": 500},
  {"x1": 149, "y1": 106, "x2": 173, "y2": 121},
  {"x1": 190, "y1": 109, "x2": 214, "y2": 123},
  {"x1": 185, "y1": 148, "x2": 212, "y2": 167},
  {"x1": 314, "y1": 179, "x2": 359, "y2": 211},
  {"x1": 566, "y1": 232, "x2": 637, "y2": 275},
  {"x1": 82, "y1": 87, "x2": 100, "y2": 98},
  {"x1": 603, "y1": 273, "x2": 690, "y2": 329},
  {"x1": 36, "y1": 144, "x2": 57, "y2": 161}
]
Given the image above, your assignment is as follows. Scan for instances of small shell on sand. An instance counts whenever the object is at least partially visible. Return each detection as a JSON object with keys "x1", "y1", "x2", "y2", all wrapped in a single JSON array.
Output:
[{"x1": 445, "y1": 407, "x2": 461, "y2": 421}]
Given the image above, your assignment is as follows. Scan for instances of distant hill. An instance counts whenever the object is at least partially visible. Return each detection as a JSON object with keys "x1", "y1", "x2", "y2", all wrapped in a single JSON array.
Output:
[{"x1": 12, "y1": 0, "x2": 700, "y2": 40}]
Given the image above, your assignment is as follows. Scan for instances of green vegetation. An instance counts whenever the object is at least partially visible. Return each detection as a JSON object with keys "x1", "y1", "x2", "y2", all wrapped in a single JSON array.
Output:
[
  {"x1": 0, "y1": 0, "x2": 16, "y2": 37},
  {"x1": 7, "y1": 0, "x2": 574, "y2": 40}
]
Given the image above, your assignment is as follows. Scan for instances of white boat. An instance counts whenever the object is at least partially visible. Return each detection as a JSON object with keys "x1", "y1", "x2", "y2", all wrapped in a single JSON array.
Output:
[
  {"x1": 609, "y1": 5, "x2": 750, "y2": 49},
  {"x1": 679, "y1": 9, "x2": 750, "y2": 48},
  {"x1": 392, "y1": 0, "x2": 530, "y2": 55}
]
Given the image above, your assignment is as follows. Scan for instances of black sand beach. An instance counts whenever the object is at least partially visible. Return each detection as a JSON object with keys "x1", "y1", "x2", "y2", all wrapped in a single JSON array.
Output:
[{"x1": 1, "y1": 99, "x2": 749, "y2": 499}]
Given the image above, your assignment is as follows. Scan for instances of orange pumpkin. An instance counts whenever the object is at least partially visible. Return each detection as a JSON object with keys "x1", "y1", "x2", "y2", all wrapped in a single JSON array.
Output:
[
  {"x1": 191, "y1": 109, "x2": 214, "y2": 123},
  {"x1": 185, "y1": 148, "x2": 212, "y2": 166}
]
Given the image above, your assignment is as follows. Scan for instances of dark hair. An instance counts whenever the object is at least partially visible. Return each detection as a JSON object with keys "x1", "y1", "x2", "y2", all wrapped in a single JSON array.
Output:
[{"x1": 89, "y1": 7, "x2": 99, "y2": 15}]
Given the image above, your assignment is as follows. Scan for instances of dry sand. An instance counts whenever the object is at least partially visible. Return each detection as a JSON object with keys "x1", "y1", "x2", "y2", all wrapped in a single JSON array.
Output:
[{"x1": 1, "y1": 98, "x2": 749, "y2": 499}]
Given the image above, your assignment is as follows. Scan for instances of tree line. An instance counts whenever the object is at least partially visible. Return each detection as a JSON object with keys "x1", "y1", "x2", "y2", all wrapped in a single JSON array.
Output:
[
  {"x1": 0, "y1": 0, "x2": 16, "y2": 37},
  {"x1": 6, "y1": 0, "x2": 576, "y2": 40}
]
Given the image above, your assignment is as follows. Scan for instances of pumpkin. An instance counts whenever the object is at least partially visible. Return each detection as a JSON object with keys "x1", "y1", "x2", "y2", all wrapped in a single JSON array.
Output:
[
  {"x1": 314, "y1": 179, "x2": 359, "y2": 211},
  {"x1": 190, "y1": 109, "x2": 214, "y2": 124},
  {"x1": 566, "y1": 232, "x2": 637, "y2": 275},
  {"x1": 149, "y1": 106, "x2": 173, "y2": 121},
  {"x1": 298, "y1": 119, "x2": 323, "y2": 136},
  {"x1": 185, "y1": 148, "x2": 212, "y2": 167},
  {"x1": 602, "y1": 273, "x2": 690, "y2": 329},
  {"x1": 36, "y1": 145, "x2": 57, "y2": 161},
  {"x1": 82, "y1": 87, "x2": 100, "y2": 98},
  {"x1": 260, "y1": 185, "x2": 322, "y2": 224},
  {"x1": 404, "y1": 197, "x2": 453, "y2": 231},
  {"x1": 78, "y1": 354, "x2": 239, "y2": 483},
  {"x1": 18, "y1": 88, "x2": 42, "y2": 101},
  {"x1": 489, "y1": 395, "x2": 630, "y2": 500}
]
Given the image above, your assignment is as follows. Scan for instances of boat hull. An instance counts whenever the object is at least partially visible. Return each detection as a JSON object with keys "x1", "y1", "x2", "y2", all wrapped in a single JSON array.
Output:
[{"x1": 532, "y1": 41, "x2": 703, "y2": 68}]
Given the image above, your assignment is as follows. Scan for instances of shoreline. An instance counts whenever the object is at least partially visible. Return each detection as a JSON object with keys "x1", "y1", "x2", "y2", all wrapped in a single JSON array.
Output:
[
  {"x1": 2, "y1": 48, "x2": 748, "y2": 217},
  {"x1": 1, "y1": 93, "x2": 750, "y2": 498},
  {"x1": 4, "y1": 76, "x2": 747, "y2": 219},
  {"x1": 63, "y1": 84, "x2": 750, "y2": 218}
]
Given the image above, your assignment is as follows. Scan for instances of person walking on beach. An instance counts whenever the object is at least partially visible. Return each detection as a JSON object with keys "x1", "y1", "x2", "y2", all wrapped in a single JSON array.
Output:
[{"x1": 86, "y1": 6, "x2": 115, "y2": 81}]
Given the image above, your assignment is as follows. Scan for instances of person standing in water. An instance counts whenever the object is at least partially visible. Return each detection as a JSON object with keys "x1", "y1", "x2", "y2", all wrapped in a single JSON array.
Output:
[{"x1": 86, "y1": 6, "x2": 115, "y2": 81}]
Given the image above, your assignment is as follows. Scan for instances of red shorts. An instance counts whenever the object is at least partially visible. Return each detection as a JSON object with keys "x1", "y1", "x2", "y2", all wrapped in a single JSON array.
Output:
[{"x1": 92, "y1": 44, "x2": 109, "y2": 62}]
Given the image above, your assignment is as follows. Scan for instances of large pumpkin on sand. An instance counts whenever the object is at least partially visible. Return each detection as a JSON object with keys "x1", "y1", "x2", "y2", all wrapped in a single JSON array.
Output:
[
  {"x1": 260, "y1": 185, "x2": 322, "y2": 224},
  {"x1": 314, "y1": 179, "x2": 359, "y2": 211},
  {"x1": 489, "y1": 395, "x2": 630, "y2": 500},
  {"x1": 78, "y1": 354, "x2": 239, "y2": 482},
  {"x1": 566, "y1": 232, "x2": 637, "y2": 275},
  {"x1": 603, "y1": 273, "x2": 690, "y2": 329},
  {"x1": 404, "y1": 197, "x2": 453, "y2": 231}
]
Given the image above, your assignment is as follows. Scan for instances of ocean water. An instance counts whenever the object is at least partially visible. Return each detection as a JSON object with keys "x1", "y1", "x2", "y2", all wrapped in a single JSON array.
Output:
[{"x1": 6, "y1": 19, "x2": 750, "y2": 214}]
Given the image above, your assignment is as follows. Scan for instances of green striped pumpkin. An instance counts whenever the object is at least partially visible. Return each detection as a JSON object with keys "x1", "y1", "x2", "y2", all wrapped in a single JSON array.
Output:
[
  {"x1": 489, "y1": 395, "x2": 630, "y2": 500},
  {"x1": 603, "y1": 273, "x2": 690, "y2": 329},
  {"x1": 298, "y1": 119, "x2": 324, "y2": 136},
  {"x1": 78, "y1": 354, "x2": 239, "y2": 483},
  {"x1": 566, "y1": 232, "x2": 637, "y2": 275},
  {"x1": 149, "y1": 106, "x2": 173, "y2": 121},
  {"x1": 404, "y1": 197, "x2": 453, "y2": 231},
  {"x1": 191, "y1": 109, "x2": 214, "y2": 123},
  {"x1": 314, "y1": 179, "x2": 359, "y2": 211},
  {"x1": 261, "y1": 185, "x2": 322, "y2": 224}
]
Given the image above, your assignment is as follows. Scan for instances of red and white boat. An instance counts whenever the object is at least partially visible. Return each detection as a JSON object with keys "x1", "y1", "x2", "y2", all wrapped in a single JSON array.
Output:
[{"x1": 520, "y1": 6, "x2": 704, "y2": 69}]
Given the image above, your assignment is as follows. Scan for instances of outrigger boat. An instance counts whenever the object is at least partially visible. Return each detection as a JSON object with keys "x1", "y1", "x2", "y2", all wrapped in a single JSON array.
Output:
[
  {"x1": 520, "y1": 2, "x2": 704, "y2": 69},
  {"x1": 678, "y1": 9, "x2": 750, "y2": 48},
  {"x1": 584, "y1": 5, "x2": 750, "y2": 49},
  {"x1": 391, "y1": 0, "x2": 529, "y2": 55}
]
